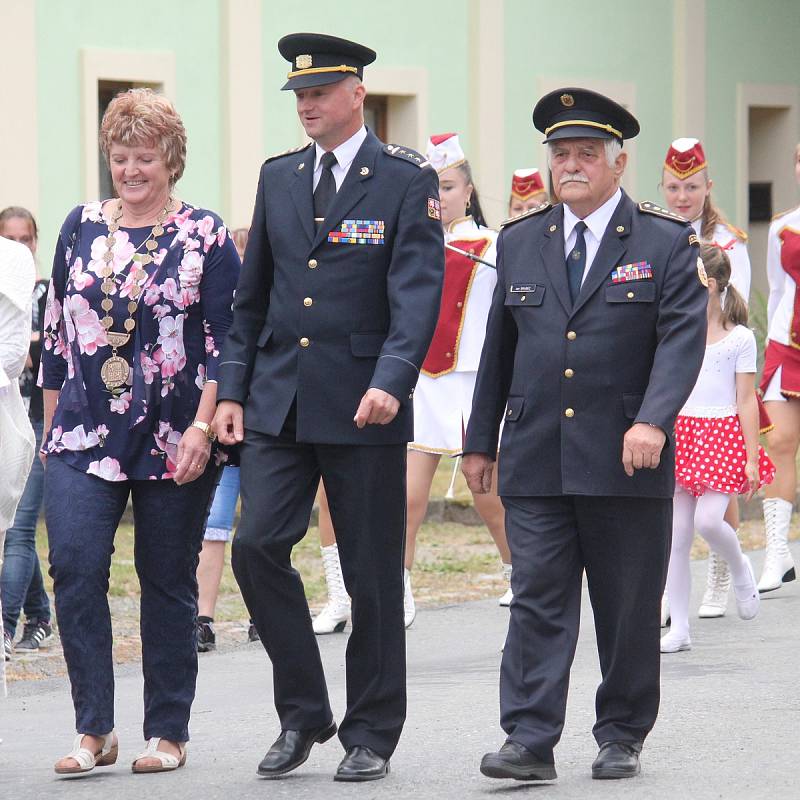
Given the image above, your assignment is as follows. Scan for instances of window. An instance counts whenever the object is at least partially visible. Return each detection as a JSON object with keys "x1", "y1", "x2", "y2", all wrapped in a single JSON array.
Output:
[{"x1": 364, "y1": 95, "x2": 388, "y2": 141}]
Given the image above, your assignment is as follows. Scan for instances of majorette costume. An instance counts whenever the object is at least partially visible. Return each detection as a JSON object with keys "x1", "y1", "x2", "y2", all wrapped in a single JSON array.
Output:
[
  {"x1": 665, "y1": 137, "x2": 771, "y2": 433},
  {"x1": 509, "y1": 168, "x2": 548, "y2": 207},
  {"x1": 410, "y1": 133, "x2": 498, "y2": 454},
  {"x1": 761, "y1": 203, "x2": 800, "y2": 402},
  {"x1": 664, "y1": 138, "x2": 752, "y2": 300},
  {"x1": 675, "y1": 325, "x2": 775, "y2": 497}
]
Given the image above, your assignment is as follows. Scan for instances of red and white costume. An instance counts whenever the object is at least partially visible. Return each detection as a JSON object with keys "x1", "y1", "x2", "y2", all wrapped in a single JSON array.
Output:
[
  {"x1": 510, "y1": 168, "x2": 548, "y2": 208},
  {"x1": 675, "y1": 325, "x2": 775, "y2": 497},
  {"x1": 761, "y1": 205, "x2": 800, "y2": 402},
  {"x1": 410, "y1": 133, "x2": 497, "y2": 454}
]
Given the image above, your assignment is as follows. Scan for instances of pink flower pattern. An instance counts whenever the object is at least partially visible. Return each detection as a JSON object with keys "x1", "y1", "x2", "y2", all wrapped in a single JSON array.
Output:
[{"x1": 40, "y1": 202, "x2": 239, "y2": 482}]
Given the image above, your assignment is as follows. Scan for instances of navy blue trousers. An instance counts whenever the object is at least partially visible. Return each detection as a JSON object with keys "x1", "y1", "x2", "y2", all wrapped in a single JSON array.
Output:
[
  {"x1": 500, "y1": 495, "x2": 672, "y2": 762},
  {"x1": 44, "y1": 456, "x2": 219, "y2": 740},
  {"x1": 233, "y1": 427, "x2": 407, "y2": 759}
]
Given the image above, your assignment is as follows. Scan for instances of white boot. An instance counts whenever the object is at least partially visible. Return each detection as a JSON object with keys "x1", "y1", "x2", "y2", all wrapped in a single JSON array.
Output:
[
  {"x1": 404, "y1": 568, "x2": 416, "y2": 629},
  {"x1": 758, "y1": 498, "x2": 796, "y2": 593},
  {"x1": 498, "y1": 563, "x2": 513, "y2": 606},
  {"x1": 313, "y1": 544, "x2": 351, "y2": 635},
  {"x1": 734, "y1": 556, "x2": 760, "y2": 620},
  {"x1": 660, "y1": 592, "x2": 671, "y2": 628},
  {"x1": 698, "y1": 551, "x2": 730, "y2": 618}
]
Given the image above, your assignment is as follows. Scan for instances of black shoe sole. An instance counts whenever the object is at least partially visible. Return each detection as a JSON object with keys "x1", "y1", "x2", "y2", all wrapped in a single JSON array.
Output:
[
  {"x1": 592, "y1": 765, "x2": 641, "y2": 779},
  {"x1": 480, "y1": 759, "x2": 557, "y2": 781},
  {"x1": 334, "y1": 763, "x2": 390, "y2": 782},
  {"x1": 257, "y1": 722, "x2": 337, "y2": 778},
  {"x1": 197, "y1": 643, "x2": 216, "y2": 653}
]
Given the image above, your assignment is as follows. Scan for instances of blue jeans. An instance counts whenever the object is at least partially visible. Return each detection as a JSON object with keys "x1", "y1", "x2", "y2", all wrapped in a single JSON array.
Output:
[
  {"x1": 44, "y1": 456, "x2": 219, "y2": 740},
  {"x1": 1, "y1": 419, "x2": 50, "y2": 637},
  {"x1": 203, "y1": 466, "x2": 240, "y2": 540}
]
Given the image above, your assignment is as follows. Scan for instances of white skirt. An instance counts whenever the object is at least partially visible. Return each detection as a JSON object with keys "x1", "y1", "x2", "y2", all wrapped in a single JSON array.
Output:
[{"x1": 409, "y1": 371, "x2": 477, "y2": 455}]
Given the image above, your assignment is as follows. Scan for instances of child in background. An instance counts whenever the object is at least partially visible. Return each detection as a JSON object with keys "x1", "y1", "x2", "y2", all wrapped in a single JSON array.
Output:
[{"x1": 661, "y1": 243, "x2": 774, "y2": 653}]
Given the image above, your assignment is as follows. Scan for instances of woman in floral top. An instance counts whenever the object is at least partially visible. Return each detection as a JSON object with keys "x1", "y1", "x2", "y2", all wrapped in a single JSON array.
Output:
[{"x1": 41, "y1": 89, "x2": 240, "y2": 775}]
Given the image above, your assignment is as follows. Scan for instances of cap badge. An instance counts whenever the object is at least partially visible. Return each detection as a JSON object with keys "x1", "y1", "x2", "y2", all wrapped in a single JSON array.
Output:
[
  {"x1": 296, "y1": 54, "x2": 312, "y2": 70},
  {"x1": 560, "y1": 93, "x2": 575, "y2": 108}
]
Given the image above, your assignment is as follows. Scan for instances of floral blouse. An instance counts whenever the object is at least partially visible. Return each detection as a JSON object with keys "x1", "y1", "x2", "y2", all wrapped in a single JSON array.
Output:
[{"x1": 40, "y1": 201, "x2": 240, "y2": 481}]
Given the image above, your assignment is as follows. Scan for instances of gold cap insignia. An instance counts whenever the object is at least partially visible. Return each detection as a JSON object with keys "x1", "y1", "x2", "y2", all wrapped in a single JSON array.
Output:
[
  {"x1": 697, "y1": 256, "x2": 708, "y2": 287},
  {"x1": 296, "y1": 54, "x2": 312, "y2": 70},
  {"x1": 560, "y1": 93, "x2": 575, "y2": 108}
]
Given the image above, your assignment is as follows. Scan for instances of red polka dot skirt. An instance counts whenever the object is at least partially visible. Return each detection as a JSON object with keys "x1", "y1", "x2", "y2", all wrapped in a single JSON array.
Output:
[{"x1": 674, "y1": 414, "x2": 775, "y2": 497}]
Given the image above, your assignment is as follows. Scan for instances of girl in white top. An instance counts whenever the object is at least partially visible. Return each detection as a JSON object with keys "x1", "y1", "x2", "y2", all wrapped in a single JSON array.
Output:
[
  {"x1": 661, "y1": 137, "x2": 757, "y2": 620},
  {"x1": 661, "y1": 244, "x2": 772, "y2": 653}
]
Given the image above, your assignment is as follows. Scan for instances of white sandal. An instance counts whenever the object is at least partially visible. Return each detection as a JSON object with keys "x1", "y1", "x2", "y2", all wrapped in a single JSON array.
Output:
[
  {"x1": 54, "y1": 731, "x2": 118, "y2": 775},
  {"x1": 131, "y1": 738, "x2": 187, "y2": 773}
]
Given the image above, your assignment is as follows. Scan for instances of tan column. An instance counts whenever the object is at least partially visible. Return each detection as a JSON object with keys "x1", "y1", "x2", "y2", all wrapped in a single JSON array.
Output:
[
  {"x1": 468, "y1": 0, "x2": 505, "y2": 229},
  {"x1": 0, "y1": 3, "x2": 38, "y2": 216},
  {"x1": 673, "y1": 0, "x2": 706, "y2": 140},
  {"x1": 220, "y1": 0, "x2": 264, "y2": 229}
]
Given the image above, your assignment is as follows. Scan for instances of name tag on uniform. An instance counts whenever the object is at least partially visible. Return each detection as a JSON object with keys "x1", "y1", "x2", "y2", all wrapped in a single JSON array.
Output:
[
  {"x1": 328, "y1": 219, "x2": 385, "y2": 245},
  {"x1": 611, "y1": 261, "x2": 653, "y2": 283},
  {"x1": 509, "y1": 284, "x2": 537, "y2": 293}
]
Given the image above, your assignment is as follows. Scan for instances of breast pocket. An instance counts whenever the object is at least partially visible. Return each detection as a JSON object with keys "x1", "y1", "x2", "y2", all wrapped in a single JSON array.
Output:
[
  {"x1": 504, "y1": 284, "x2": 545, "y2": 307},
  {"x1": 605, "y1": 281, "x2": 656, "y2": 303}
]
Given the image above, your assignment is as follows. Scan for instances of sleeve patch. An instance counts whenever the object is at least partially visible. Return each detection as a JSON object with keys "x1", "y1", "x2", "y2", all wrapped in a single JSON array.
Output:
[
  {"x1": 427, "y1": 197, "x2": 441, "y2": 220},
  {"x1": 697, "y1": 257, "x2": 708, "y2": 287}
]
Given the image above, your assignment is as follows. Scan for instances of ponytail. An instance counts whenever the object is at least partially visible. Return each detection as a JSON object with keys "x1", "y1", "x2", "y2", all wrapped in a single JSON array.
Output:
[{"x1": 699, "y1": 242, "x2": 748, "y2": 326}]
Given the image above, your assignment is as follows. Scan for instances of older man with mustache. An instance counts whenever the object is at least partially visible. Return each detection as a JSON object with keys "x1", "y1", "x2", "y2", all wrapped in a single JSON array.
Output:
[{"x1": 463, "y1": 88, "x2": 707, "y2": 782}]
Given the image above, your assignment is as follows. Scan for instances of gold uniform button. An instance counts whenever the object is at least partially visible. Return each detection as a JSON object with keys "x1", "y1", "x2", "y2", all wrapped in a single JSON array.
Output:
[
  {"x1": 549, "y1": 224, "x2": 557, "y2": 232},
  {"x1": 303, "y1": 297, "x2": 313, "y2": 307},
  {"x1": 565, "y1": 408, "x2": 575, "y2": 418},
  {"x1": 627, "y1": 291, "x2": 634, "y2": 299},
  {"x1": 299, "y1": 337, "x2": 310, "y2": 348},
  {"x1": 567, "y1": 331, "x2": 577, "y2": 341},
  {"x1": 564, "y1": 368, "x2": 574, "y2": 378},
  {"x1": 308, "y1": 259, "x2": 318, "y2": 269}
]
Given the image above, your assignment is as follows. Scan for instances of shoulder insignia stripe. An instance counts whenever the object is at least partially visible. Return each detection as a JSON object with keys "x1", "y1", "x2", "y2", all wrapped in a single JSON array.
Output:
[
  {"x1": 500, "y1": 202, "x2": 552, "y2": 228},
  {"x1": 638, "y1": 201, "x2": 688, "y2": 224},
  {"x1": 772, "y1": 206, "x2": 799, "y2": 222},
  {"x1": 264, "y1": 142, "x2": 312, "y2": 164},
  {"x1": 384, "y1": 143, "x2": 430, "y2": 168},
  {"x1": 723, "y1": 221, "x2": 748, "y2": 242}
]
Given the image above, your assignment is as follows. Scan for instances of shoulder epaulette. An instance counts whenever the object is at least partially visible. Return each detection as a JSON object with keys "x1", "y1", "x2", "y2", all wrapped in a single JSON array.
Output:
[
  {"x1": 772, "y1": 205, "x2": 799, "y2": 222},
  {"x1": 638, "y1": 201, "x2": 687, "y2": 223},
  {"x1": 500, "y1": 203, "x2": 552, "y2": 228},
  {"x1": 383, "y1": 144, "x2": 429, "y2": 168},
  {"x1": 722, "y1": 221, "x2": 748, "y2": 242},
  {"x1": 263, "y1": 142, "x2": 312, "y2": 164}
]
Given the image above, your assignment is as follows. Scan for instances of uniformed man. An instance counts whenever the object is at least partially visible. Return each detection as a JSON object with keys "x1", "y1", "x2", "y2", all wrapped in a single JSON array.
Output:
[
  {"x1": 214, "y1": 33, "x2": 443, "y2": 782},
  {"x1": 462, "y1": 88, "x2": 707, "y2": 782}
]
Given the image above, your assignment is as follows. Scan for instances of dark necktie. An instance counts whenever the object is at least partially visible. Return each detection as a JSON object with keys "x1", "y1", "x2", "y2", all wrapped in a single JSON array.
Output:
[
  {"x1": 567, "y1": 221, "x2": 588, "y2": 304},
  {"x1": 314, "y1": 151, "x2": 338, "y2": 222}
]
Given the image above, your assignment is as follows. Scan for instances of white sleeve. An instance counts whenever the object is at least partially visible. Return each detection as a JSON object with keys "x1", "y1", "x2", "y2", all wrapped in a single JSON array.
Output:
[
  {"x1": 734, "y1": 327, "x2": 758, "y2": 373},
  {"x1": 728, "y1": 240, "x2": 751, "y2": 305},
  {"x1": 0, "y1": 296, "x2": 31, "y2": 389},
  {"x1": 766, "y1": 221, "x2": 785, "y2": 327}
]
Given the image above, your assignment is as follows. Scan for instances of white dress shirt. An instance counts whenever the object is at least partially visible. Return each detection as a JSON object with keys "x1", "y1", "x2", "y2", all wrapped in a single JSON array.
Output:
[
  {"x1": 313, "y1": 126, "x2": 368, "y2": 192},
  {"x1": 563, "y1": 188, "x2": 623, "y2": 286}
]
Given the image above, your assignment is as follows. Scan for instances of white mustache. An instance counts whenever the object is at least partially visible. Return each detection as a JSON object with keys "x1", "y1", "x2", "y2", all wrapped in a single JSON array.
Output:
[{"x1": 559, "y1": 173, "x2": 589, "y2": 185}]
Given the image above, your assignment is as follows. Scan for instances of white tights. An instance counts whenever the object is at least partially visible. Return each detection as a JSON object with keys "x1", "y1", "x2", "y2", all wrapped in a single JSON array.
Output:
[{"x1": 666, "y1": 488, "x2": 749, "y2": 637}]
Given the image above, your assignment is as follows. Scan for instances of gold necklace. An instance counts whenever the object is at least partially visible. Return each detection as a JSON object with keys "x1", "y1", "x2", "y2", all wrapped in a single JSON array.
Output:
[{"x1": 98, "y1": 198, "x2": 172, "y2": 392}]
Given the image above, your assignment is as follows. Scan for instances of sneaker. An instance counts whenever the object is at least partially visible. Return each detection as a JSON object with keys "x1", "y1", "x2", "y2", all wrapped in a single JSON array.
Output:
[
  {"x1": 247, "y1": 623, "x2": 260, "y2": 643},
  {"x1": 15, "y1": 619, "x2": 54, "y2": 651},
  {"x1": 3, "y1": 631, "x2": 12, "y2": 661},
  {"x1": 197, "y1": 620, "x2": 216, "y2": 652}
]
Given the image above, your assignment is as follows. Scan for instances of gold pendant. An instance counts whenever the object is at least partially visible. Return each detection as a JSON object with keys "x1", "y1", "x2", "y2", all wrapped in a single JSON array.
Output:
[
  {"x1": 106, "y1": 331, "x2": 131, "y2": 348},
  {"x1": 100, "y1": 355, "x2": 130, "y2": 390}
]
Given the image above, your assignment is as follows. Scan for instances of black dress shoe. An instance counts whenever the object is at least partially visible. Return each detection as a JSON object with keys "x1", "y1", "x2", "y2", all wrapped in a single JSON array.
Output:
[
  {"x1": 334, "y1": 746, "x2": 390, "y2": 782},
  {"x1": 591, "y1": 741, "x2": 641, "y2": 779},
  {"x1": 480, "y1": 741, "x2": 557, "y2": 781},
  {"x1": 256, "y1": 721, "x2": 337, "y2": 777}
]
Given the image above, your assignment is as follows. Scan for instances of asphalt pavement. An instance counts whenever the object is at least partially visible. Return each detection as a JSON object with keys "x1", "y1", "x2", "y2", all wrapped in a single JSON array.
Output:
[{"x1": 2, "y1": 542, "x2": 798, "y2": 799}]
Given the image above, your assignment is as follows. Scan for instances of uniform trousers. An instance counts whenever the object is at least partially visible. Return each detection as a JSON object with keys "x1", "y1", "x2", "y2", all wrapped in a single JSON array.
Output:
[
  {"x1": 500, "y1": 494, "x2": 672, "y2": 762},
  {"x1": 44, "y1": 456, "x2": 219, "y2": 740},
  {"x1": 232, "y1": 423, "x2": 407, "y2": 759}
]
